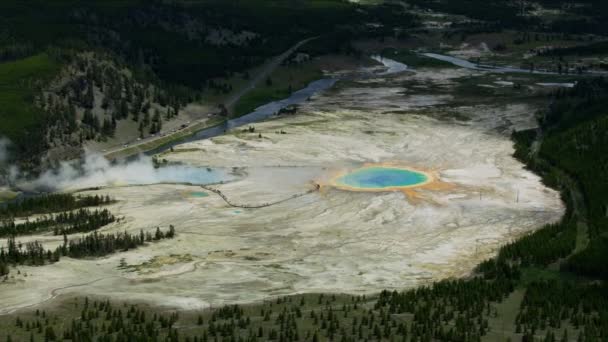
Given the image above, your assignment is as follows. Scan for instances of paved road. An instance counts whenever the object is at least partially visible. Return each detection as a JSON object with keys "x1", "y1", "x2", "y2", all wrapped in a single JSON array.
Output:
[{"x1": 104, "y1": 37, "x2": 315, "y2": 158}]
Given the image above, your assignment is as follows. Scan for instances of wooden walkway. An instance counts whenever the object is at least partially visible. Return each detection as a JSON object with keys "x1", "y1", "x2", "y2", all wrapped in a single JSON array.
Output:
[{"x1": 200, "y1": 184, "x2": 319, "y2": 209}]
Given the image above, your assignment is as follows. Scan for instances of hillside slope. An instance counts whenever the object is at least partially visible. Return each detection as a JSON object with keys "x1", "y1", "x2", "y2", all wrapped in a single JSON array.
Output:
[{"x1": 0, "y1": 0, "x2": 416, "y2": 168}]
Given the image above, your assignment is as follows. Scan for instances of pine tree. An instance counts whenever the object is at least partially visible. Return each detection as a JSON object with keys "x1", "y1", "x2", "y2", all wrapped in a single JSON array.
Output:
[
  {"x1": 45, "y1": 325, "x2": 56, "y2": 341},
  {"x1": 84, "y1": 84, "x2": 95, "y2": 109},
  {"x1": 120, "y1": 99, "x2": 129, "y2": 119}
]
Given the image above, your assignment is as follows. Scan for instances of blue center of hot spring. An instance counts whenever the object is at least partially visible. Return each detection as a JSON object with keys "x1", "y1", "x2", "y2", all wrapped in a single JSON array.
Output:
[{"x1": 336, "y1": 167, "x2": 428, "y2": 189}]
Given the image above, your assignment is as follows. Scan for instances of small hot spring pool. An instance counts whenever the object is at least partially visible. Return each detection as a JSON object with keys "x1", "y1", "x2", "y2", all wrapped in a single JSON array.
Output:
[
  {"x1": 190, "y1": 191, "x2": 209, "y2": 198},
  {"x1": 335, "y1": 166, "x2": 429, "y2": 190}
]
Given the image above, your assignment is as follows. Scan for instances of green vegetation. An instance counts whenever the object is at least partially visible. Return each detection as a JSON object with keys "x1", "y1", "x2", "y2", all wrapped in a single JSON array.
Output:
[
  {"x1": 0, "y1": 193, "x2": 123, "y2": 273},
  {"x1": 539, "y1": 40, "x2": 608, "y2": 58},
  {"x1": 0, "y1": 0, "x2": 417, "y2": 167},
  {"x1": 0, "y1": 190, "x2": 18, "y2": 204},
  {"x1": 0, "y1": 193, "x2": 113, "y2": 219},
  {"x1": 234, "y1": 87, "x2": 292, "y2": 117},
  {"x1": 63, "y1": 226, "x2": 175, "y2": 259},
  {"x1": 0, "y1": 225, "x2": 176, "y2": 277},
  {"x1": 2, "y1": 1, "x2": 608, "y2": 340},
  {"x1": 0, "y1": 1, "x2": 358, "y2": 83},
  {"x1": 370, "y1": 73, "x2": 608, "y2": 341},
  {"x1": 2, "y1": 76, "x2": 608, "y2": 342},
  {"x1": 234, "y1": 66, "x2": 323, "y2": 117},
  {"x1": 535, "y1": 78, "x2": 608, "y2": 279},
  {"x1": 0, "y1": 208, "x2": 116, "y2": 238},
  {"x1": 0, "y1": 54, "x2": 59, "y2": 162}
]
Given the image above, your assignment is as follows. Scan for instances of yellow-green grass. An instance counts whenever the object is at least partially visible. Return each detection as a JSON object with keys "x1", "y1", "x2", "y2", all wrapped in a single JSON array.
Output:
[
  {"x1": 0, "y1": 190, "x2": 18, "y2": 204},
  {"x1": 233, "y1": 64, "x2": 323, "y2": 117},
  {"x1": 0, "y1": 54, "x2": 59, "y2": 140}
]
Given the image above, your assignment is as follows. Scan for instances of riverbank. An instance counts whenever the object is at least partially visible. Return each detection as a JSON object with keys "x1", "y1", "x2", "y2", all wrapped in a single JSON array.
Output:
[
  {"x1": 101, "y1": 54, "x2": 375, "y2": 160},
  {"x1": 104, "y1": 117, "x2": 227, "y2": 160}
]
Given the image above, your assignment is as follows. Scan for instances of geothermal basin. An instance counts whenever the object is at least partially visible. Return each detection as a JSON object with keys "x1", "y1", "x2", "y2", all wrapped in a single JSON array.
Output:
[
  {"x1": 333, "y1": 166, "x2": 430, "y2": 191},
  {"x1": 0, "y1": 63, "x2": 566, "y2": 314}
]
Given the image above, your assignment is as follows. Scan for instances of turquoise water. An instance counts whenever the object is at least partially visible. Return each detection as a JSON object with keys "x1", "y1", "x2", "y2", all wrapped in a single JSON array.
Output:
[
  {"x1": 190, "y1": 191, "x2": 209, "y2": 198},
  {"x1": 336, "y1": 167, "x2": 427, "y2": 189}
]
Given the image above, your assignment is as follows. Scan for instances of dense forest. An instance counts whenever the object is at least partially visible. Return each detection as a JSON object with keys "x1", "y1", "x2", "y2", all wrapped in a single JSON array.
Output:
[
  {"x1": 538, "y1": 79, "x2": 608, "y2": 279},
  {"x1": 0, "y1": 193, "x2": 113, "y2": 218},
  {"x1": 0, "y1": 208, "x2": 116, "y2": 238}
]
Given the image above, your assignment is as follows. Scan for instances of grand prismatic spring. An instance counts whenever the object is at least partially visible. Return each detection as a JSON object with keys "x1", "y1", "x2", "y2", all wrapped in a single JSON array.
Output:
[{"x1": 333, "y1": 166, "x2": 430, "y2": 191}]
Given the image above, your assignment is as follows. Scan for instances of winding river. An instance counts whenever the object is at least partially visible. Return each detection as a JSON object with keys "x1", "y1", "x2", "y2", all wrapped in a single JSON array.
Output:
[
  {"x1": 147, "y1": 57, "x2": 409, "y2": 155},
  {"x1": 147, "y1": 51, "x2": 604, "y2": 157}
]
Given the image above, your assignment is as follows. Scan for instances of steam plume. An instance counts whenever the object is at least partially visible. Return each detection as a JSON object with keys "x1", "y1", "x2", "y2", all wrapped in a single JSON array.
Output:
[{"x1": 15, "y1": 151, "x2": 229, "y2": 192}]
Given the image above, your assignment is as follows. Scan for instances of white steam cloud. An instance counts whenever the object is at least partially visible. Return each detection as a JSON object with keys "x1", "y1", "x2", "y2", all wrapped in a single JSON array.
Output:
[{"x1": 15, "y1": 151, "x2": 232, "y2": 192}]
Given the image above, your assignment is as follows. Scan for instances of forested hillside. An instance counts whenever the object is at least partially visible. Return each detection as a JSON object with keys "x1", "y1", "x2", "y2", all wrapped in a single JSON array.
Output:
[
  {"x1": 0, "y1": 0, "x2": 416, "y2": 168},
  {"x1": 538, "y1": 79, "x2": 608, "y2": 279}
]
